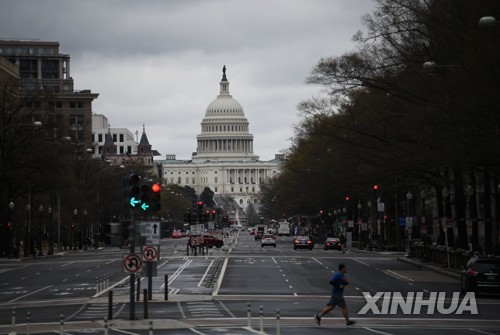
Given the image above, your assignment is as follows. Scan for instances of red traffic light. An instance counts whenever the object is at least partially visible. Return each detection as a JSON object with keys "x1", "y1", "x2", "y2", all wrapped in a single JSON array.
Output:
[
  {"x1": 373, "y1": 184, "x2": 379, "y2": 191},
  {"x1": 345, "y1": 196, "x2": 350, "y2": 201},
  {"x1": 152, "y1": 183, "x2": 161, "y2": 193},
  {"x1": 197, "y1": 201, "x2": 203, "y2": 207},
  {"x1": 212, "y1": 210, "x2": 216, "y2": 214}
]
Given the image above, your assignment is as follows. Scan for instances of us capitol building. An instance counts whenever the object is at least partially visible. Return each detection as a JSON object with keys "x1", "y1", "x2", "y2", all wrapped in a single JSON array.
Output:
[{"x1": 159, "y1": 66, "x2": 284, "y2": 213}]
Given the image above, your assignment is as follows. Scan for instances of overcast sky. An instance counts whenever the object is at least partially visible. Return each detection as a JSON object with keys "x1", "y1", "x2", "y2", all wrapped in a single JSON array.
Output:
[{"x1": 1, "y1": 0, "x2": 376, "y2": 161}]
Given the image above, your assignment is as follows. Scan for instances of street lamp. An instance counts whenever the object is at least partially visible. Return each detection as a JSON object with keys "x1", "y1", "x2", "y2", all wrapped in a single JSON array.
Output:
[
  {"x1": 357, "y1": 201, "x2": 363, "y2": 247},
  {"x1": 83, "y1": 210, "x2": 88, "y2": 250},
  {"x1": 367, "y1": 200, "x2": 373, "y2": 249},
  {"x1": 442, "y1": 187, "x2": 451, "y2": 269},
  {"x1": 7, "y1": 200, "x2": 15, "y2": 258},
  {"x1": 38, "y1": 205, "x2": 44, "y2": 256},
  {"x1": 73, "y1": 209, "x2": 78, "y2": 250},
  {"x1": 47, "y1": 207, "x2": 53, "y2": 255},
  {"x1": 24, "y1": 204, "x2": 31, "y2": 257},
  {"x1": 479, "y1": 16, "x2": 499, "y2": 27},
  {"x1": 406, "y1": 192, "x2": 413, "y2": 256}
]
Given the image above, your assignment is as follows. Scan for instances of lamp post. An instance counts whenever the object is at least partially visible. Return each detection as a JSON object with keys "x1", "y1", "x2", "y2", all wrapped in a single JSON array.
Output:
[
  {"x1": 47, "y1": 207, "x2": 53, "y2": 255},
  {"x1": 73, "y1": 209, "x2": 78, "y2": 250},
  {"x1": 7, "y1": 200, "x2": 15, "y2": 258},
  {"x1": 24, "y1": 204, "x2": 31, "y2": 257},
  {"x1": 367, "y1": 199, "x2": 373, "y2": 250},
  {"x1": 357, "y1": 201, "x2": 362, "y2": 247},
  {"x1": 442, "y1": 187, "x2": 451, "y2": 269},
  {"x1": 83, "y1": 210, "x2": 88, "y2": 250},
  {"x1": 406, "y1": 191, "x2": 413, "y2": 256},
  {"x1": 38, "y1": 205, "x2": 44, "y2": 256}
]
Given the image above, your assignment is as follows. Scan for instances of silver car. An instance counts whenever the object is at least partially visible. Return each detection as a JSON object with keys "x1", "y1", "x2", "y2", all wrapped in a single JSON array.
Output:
[{"x1": 261, "y1": 234, "x2": 276, "y2": 247}]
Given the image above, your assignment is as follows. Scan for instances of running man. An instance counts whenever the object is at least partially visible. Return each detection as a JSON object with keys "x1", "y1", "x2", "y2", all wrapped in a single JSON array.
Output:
[{"x1": 315, "y1": 263, "x2": 356, "y2": 326}]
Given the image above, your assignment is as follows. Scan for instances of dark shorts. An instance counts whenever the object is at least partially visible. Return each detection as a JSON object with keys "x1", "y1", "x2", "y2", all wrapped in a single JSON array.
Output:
[{"x1": 327, "y1": 294, "x2": 346, "y2": 308}]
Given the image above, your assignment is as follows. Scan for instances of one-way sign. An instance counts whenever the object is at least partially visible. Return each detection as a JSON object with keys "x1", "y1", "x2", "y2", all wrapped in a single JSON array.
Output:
[{"x1": 143, "y1": 221, "x2": 160, "y2": 245}]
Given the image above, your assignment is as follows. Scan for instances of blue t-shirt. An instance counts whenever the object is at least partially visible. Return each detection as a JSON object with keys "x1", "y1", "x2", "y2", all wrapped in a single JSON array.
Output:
[{"x1": 330, "y1": 272, "x2": 348, "y2": 295}]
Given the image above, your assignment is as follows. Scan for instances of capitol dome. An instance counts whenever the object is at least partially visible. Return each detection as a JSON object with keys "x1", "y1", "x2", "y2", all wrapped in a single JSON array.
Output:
[{"x1": 193, "y1": 66, "x2": 259, "y2": 163}]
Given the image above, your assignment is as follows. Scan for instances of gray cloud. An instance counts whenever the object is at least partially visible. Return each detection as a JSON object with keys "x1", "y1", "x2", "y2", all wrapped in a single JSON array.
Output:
[{"x1": 0, "y1": 0, "x2": 376, "y2": 160}]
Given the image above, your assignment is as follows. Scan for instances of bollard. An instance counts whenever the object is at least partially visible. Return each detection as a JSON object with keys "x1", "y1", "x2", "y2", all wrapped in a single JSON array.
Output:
[
  {"x1": 104, "y1": 316, "x2": 108, "y2": 335},
  {"x1": 59, "y1": 314, "x2": 64, "y2": 335},
  {"x1": 11, "y1": 307, "x2": 15, "y2": 333},
  {"x1": 108, "y1": 290, "x2": 113, "y2": 320},
  {"x1": 247, "y1": 302, "x2": 252, "y2": 328},
  {"x1": 96, "y1": 276, "x2": 100, "y2": 294},
  {"x1": 143, "y1": 289, "x2": 148, "y2": 319},
  {"x1": 105, "y1": 273, "x2": 109, "y2": 289},
  {"x1": 136, "y1": 275, "x2": 141, "y2": 301},
  {"x1": 26, "y1": 311, "x2": 31, "y2": 335},
  {"x1": 149, "y1": 320, "x2": 153, "y2": 335},
  {"x1": 276, "y1": 308, "x2": 280, "y2": 335},
  {"x1": 259, "y1": 305, "x2": 264, "y2": 334},
  {"x1": 164, "y1": 274, "x2": 168, "y2": 301}
]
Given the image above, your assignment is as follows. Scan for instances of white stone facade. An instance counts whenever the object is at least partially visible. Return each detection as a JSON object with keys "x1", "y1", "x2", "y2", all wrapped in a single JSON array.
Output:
[{"x1": 160, "y1": 67, "x2": 283, "y2": 206}]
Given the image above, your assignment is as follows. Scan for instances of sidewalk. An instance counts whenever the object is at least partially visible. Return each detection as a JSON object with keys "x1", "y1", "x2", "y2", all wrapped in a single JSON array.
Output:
[{"x1": 397, "y1": 255, "x2": 462, "y2": 280}]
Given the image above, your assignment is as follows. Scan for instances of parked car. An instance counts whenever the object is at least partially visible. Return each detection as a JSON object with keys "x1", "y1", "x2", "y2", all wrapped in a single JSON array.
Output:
[
  {"x1": 294, "y1": 236, "x2": 314, "y2": 250},
  {"x1": 324, "y1": 237, "x2": 342, "y2": 251},
  {"x1": 171, "y1": 230, "x2": 182, "y2": 238},
  {"x1": 261, "y1": 234, "x2": 276, "y2": 248},
  {"x1": 461, "y1": 257, "x2": 500, "y2": 294}
]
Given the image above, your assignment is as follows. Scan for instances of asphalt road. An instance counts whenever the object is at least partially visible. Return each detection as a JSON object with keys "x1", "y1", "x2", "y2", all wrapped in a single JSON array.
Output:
[{"x1": 0, "y1": 230, "x2": 499, "y2": 335}]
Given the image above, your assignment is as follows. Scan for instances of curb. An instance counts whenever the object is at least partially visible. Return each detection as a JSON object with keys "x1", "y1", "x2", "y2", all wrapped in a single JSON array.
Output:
[{"x1": 397, "y1": 257, "x2": 461, "y2": 280}]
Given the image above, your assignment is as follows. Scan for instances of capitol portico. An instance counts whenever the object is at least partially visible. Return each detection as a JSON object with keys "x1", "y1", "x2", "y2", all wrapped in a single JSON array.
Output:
[{"x1": 160, "y1": 66, "x2": 283, "y2": 209}]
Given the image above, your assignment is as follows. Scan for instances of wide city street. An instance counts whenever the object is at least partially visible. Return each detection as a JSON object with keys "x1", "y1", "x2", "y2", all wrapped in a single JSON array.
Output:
[{"x1": 0, "y1": 230, "x2": 499, "y2": 335}]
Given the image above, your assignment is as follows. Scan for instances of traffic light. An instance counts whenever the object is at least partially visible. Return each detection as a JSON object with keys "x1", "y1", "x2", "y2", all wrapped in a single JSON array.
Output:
[
  {"x1": 345, "y1": 196, "x2": 350, "y2": 201},
  {"x1": 212, "y1": 209, "x2": 216, "y2": 221},
  {"x1": 139, "y1": 182, "x2": 151, "y2": 211},
  {"x1": 127, "y1": 173, "x2": 141, "y2": 208},
  {"x1": 151, "y1": 182, "x2": 161, "y2": 211},
  {"x1": 373, "y1": 184, "x2": 379, "y2": 191}
]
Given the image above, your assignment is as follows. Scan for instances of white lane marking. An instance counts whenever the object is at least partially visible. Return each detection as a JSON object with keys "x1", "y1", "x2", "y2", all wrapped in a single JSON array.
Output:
[
  {"x1": 197, "y1": 259, "x2": 214, "y2": 287},
  {"x1": 177, "y1": 301, "x2": 186, "y2": 318},
  {"x1": 61, "y1": 262, "x2": 74, "y2": 267},
  {"x1": 105, "y1": 259, "x2": 116, "y2": 265},
  {"x1": 109, "y1": 328, "x2": 142, "y2": 335},
  {"x1": 272, "y1": 257, "x2": 278, "y2": 265},
  {"x1": 353, "y1": 258, "x2": 370, "y2": 266},
  {"x1": 363, "y1": 327, "x2": 394, "y2": 335},
  {"x1": 219, "y1": 301, "x2": 236, "y2": 318},
  {"x1": 468, "y1": 329, "x2": 497, "y2": 335},
  {"x1": 9, "y1": 285, "x2": 52, "y2": 302},
  {"x1": 386, "y1": 269, "x2": 414, "y2": 281},
  {"x1": 188, "y1": 329, "x2": 208, "y2": 335},
  {"x1": 313, "y1": 258, "x2": 323, "y2": 265}
]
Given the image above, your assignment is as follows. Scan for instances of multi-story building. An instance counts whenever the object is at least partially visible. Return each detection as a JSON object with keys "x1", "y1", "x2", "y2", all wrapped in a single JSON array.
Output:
[
  {"x1": 92, "y1": 114, "x2": 159, "y2": 167},
  {"x1": 0, "y1": 39, "x2": 98, "y2": 149},
  {"x1": 160, "y1": 67, "x2": 284, "y2": 212}
]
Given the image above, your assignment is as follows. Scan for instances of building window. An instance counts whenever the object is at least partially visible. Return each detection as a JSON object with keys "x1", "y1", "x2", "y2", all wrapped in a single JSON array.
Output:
[
  {"x1": 70, "y1": 102, "x2": 76, "y2": 108},
  {"x1": 119, "y1": 134, "x2": 124, "y2": 142},
  {"x1": 214, "y1": 177, "x2": 218, "y2": 183},
  {"x1": 98, "y1": 134, "x2": 103, "y2": 142},
  {"x1": 41, "y1": 59, "x2": 58, "y2": 79},
  {"x1": 192, "y1": 178, "x2": 195, "y2": 184},
  {"x1": 185, "y1": 178, "x2": 189, "y2": 184},
  {"x1": 77, "y1": 101, "x2": 84, "y2": 108},
  {"x1": 231, "y1": 187, "x2": 234, "y2": 192},
  {"x1": 56, "y1": 101, "x2": 62, "y2": 108},
  {"x1": 215, "y1": 187, "x2": 218, "y2": 192}
]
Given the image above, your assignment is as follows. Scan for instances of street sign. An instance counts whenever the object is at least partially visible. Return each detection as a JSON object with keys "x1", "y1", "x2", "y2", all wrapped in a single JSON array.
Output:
[
  {"x1": 377, "y1": 202, "x2": 385, "y2": 212},
  {"x1": 143, "y1": 222, "x2": 160, "y2": 245},
  {"x1": 123, "y1": 253, "x2": 142, "y2": 273},
  {"x1": 142, "y1": 245, "x2": 158, "y2": 261}
]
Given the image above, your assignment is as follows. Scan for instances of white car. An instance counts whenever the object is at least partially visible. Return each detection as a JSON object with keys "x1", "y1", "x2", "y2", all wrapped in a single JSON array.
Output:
[{"x1": 261, "y1": 234, "x2": 276, "y2": 248}]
